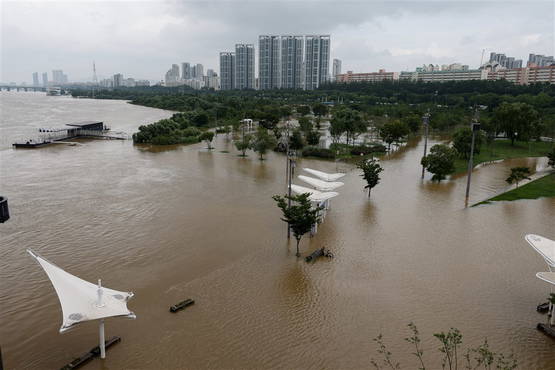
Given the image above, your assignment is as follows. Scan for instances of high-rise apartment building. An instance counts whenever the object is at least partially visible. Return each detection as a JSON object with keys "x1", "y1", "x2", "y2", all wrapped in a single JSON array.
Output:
[
  {"x1": 259, "y1": 35, "x2": 281, "y2": 89},
  {"x1": 220, "y1": 52, "x2": 235, "y2": 90},
  {"x1": 182, "y1": 62, "x2": 191, "y2": 80},
  {"x1": 32, "y1": 72, "x2": 39, "y2": 86},
  {"x1": 235, "y1": 44, "x2": 255, "y2": 89},
  {"x1": 42, "y1": 72, "x2": 48, "y2": 87},
  {"x1": 280, "y1": 36, "x2": 304, "y2": 89},
  {"x1": 304, "y1": 35, "x2": 330, "y2": 90},
  {"x1": 489, "y1": 52, "x2": 522, "y2": 69},
  {"x1": 113, "y1": 73, "x2": 124, "y2": 87},
  {"x1": 332, "y1": 59, "x2": 342, "y2": 80},
  {"x1": 52, "y1": 70, "x2": 68, "y2": 84},
  {"x1": 528, "y1": 54, "x2": 555, "y2": 67},
  {"x1": 192, "y1": 64, "x2": 204, "y2": 80}
]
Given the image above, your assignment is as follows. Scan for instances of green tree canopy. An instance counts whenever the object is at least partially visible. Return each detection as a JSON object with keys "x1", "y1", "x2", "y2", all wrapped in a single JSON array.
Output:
[
  {"x1": 452, "y1": 126, "x2": 483, "y2": 159},
  {"x1": 306, "y1": 130, "x2": 321, "y2": 146},
  {"x1": 312, "y1": 103, "x2": 328, "y2": 117},
  {"x1": 297, "y1": 105, "x2": 311, "y2": 116},
  {"x1": 357, "y1": 158, "x2": 383, "y2": 197},
  {"x1": 493, "y1": 102, "x2": 539, "y2": 145},
  {"x1": 235, "y1": 133, "x2": 252, "y2": 157},
  {"x1": 402, "y1": 114, "x2": 421, "y2": 133},
  {"x1": 251, "y1": 127, "x2": 277, "y2": 160},
  {"x1": 289, "y1": 129, "x2": 305, "y2": 151},
  {"x1": 379, "y1": 120, "x2": 410, "y2": 150},
  {"x1": 199, "y1": 131, "x2": 215, "y2": 149},
  {"x1": 272, "y1": 193, "x2": 323, "y2": 257},
  {"x1": 421, "y1": 144, "x2": 457, "y2": 181}
]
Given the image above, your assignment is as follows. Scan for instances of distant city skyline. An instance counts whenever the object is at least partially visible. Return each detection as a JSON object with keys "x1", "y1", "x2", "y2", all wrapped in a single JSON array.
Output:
[{"x1": 2, "y1": 1, "x2": 553, "y2": 83}]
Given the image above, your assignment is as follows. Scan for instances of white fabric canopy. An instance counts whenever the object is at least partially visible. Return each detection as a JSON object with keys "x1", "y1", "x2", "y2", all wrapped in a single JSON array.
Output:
[
  {"x1": 298, "y1": 175, "x2": 344, "y2": 191},
  {"x1": 537, "y1": 272, "x2": 555, "y2": 286},
  {"x1": 290, "y1": 184, "x2": 339, "y2": 202},
  {"x1": 28, "y1": 250, "x2": 136, "y2": 333},
  {"x1": 525, "y1": 234, "x2": 555, "y2": 268},
  {"x1": 303, "y1": 168, "x2": 345, "y2": 182}
]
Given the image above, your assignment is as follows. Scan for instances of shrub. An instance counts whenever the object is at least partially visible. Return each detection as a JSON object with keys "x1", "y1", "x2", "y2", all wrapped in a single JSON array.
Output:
[
  {"x1": 350, "y1": 144, "x2": 387, "y2": 156},
  {"x1": 302, "y1": 146, "x2": 335, "y2": 159}
]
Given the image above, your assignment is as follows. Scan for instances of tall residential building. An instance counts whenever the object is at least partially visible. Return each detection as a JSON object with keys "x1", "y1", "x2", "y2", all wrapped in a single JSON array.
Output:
[
  {"x1": 259, "y1": 35, "x2": 281, "y2": 89},
  {"x1": 304, "y1": 35, "x2": 330, "y2": 90},
  {"x1": 41, "y1": 72, "x2": 48, "y2": 87},
  {"x1": 280, "y1": 36, "x2": 304, "y2": 89},
  {"x1": 164, "y1": 65, "x2": 180, "y2": 86},
  {"x1": 235, "y1": 44, "x2": 255, "y2": 89},
  {"x1": 182, "y1": 62, "x2": 191, "y2": 79},
  {"x1": 32, "y1": 72, "x2": 39, "y2": 86},
  {"x1": 192, "y1": 63, "x2": 204, "y2": 80},
  {"x1": 220, "y1": 52, "x2": 236, "y2": 90},
  {"x1": 489, "y1": 52, "x2": 522, "y2": 69},
  {"x1": 52, "y1": 69, "x2": 68, "y2": 84},
  {"x1": 113, "y1": 73, "x2": 124, "y2": 87},
  {"x1": 206, "y1": 69, "x2": 216, "y2": 78},
  {"x1": 528, "y1": 54, "x2": 555, "y2": 67},
  {"x1": 332, "y1": 59, "x2": 342, "y2": 79}
]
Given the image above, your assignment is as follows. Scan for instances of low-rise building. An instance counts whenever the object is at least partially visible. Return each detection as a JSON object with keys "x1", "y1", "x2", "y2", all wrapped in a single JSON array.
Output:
[{"x1": 336, "y1": 69, "x2": 399, "y2": 83}]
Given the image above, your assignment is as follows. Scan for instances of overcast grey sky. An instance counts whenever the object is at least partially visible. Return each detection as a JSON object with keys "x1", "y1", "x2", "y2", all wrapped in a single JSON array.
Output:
[{"x1": 1, "y1": 0, "x2": 554, "y2": 83}]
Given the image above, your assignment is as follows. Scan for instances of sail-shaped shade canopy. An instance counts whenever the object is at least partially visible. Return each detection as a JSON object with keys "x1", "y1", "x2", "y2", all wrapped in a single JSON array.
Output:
[
  {"x1": 28, "y1": 250, "x2": 136, "y2": 333},
  {"x1": 303, "y1": 168, "x2": 345, "y2": 182},
  {"x1": 537, "y1": 272, "x2": 555, "y2": 285},
  {"x1": 290, "y1": 184, "x2": 339, "y2": 202},
  {"x1": 525, "y1": 234, "x2": 555, "y2": 267},
  {"x1": 298, "y1": 175, "x2": 344, "y2": 191}
]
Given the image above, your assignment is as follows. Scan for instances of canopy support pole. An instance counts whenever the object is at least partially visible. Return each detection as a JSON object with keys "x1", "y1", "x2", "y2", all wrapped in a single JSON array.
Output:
[
  {"x1": 97, "y1": 279, "x2": 106, "y2": 359},
  {"x1": 99, "y1": 319, "x2": 106, "y2": 359}
]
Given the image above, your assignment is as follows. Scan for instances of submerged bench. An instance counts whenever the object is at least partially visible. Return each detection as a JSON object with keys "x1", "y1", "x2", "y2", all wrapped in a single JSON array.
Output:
[
  {"x1": 305, "y1": 248, "x2": 334, "y2": 263},
  {"x1": 60, "y1": 336, "x2": 120, "y2": 369},
  {"x1": 537, "y1": 323, "x2": 555, "y2": 339},
  {"x1": 170, "y1": 298, "x2": 195, "y2": 313},
  {"x1": 537, "y1": 302, "x2": 550, "y2": 313}
]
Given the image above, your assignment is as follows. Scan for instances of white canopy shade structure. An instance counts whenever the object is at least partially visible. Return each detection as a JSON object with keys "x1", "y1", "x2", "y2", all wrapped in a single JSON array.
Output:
[
  {"x1": 525, "y1": 234, "x2": 555, "y2": 269},
  {"x1": 28, "y1": 249, "x2": 136, "y2": 359},
  {"x1": 537, "y1": 272, "x2": 555, "y2": 286},
  {"x1": 290, "y1": 184, "x2": 339, "y2": 203},
  {"x1": 303, "y1": 168, "x2": 345, "y2": 182},
  {"x1": 298, "y1": 175, "x2": 344, "y2": 192}
]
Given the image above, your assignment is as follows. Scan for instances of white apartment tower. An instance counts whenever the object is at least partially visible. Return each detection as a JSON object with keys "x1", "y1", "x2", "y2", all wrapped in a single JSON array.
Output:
[
  {"x1": 220, "y1": 52, "x2": 235, "y2": 90},
  {"x1": 259, "y1": 36, "x2": 281, "y2": 89},
  {"x1": 332, "y1": 59, "x2": 342, "y2": 80},
  {"x1": 235, "y1": 44, "x2": 255, "y2": 89},
  {"x1": 304, "y1": 35, "x2": 331, "y2": 90},
  {"x1": 281, "y1": 36, "x2": 304, "y2": 89},
  {"x1": 182, "y1": 62, "x2": 191, "y2": 80}
]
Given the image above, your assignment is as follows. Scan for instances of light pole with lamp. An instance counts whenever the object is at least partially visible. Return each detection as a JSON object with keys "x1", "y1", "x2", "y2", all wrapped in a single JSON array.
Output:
[
  {"x1": 421, "y1": 111, "x2": 430, "y2": 179},
  {"x1": 464, "y1": 113, "x2": 481, "y2": 207}
]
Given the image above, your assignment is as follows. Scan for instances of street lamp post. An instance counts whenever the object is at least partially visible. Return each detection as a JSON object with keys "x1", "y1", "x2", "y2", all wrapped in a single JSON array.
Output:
[
  {"x1": 465, "y1": 120, "x2": 481, "y2": 207},
  {"x1": 421, "y1": 112, "x2": 430, "y2": 179}
]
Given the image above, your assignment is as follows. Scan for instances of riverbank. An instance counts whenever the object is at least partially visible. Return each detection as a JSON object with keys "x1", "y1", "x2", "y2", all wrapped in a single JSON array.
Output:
[
  {"x1": 453, "y1": 140, "x2": 553, "y2": 174},
  {"x1": 476, "y1": 172, "x2": 555, "y2": 205}
]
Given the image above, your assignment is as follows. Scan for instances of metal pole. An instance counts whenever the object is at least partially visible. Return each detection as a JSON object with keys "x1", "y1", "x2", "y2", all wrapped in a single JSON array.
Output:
[
  {"x1": 421, "y1": 112, "x2": 429, "y2": 179},
  {"x1": 97, "y1": 279, "x2": 106, "y2": 359},
  {"x1": 287, "y1": 156, "x2": 293, "y2": 239},
  {"x1": 465, "y1": 123, "x2": 478, "y2": 207}
]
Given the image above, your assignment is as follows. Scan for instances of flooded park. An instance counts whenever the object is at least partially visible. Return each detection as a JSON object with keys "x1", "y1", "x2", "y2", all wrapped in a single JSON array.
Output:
[{"x1": 0, "y1": 92, "x2": 554, "y2": 369}]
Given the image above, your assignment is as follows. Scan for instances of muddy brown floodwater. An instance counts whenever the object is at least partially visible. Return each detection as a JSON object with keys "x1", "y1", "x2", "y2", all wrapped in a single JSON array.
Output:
[{"x1": 1, "y1": 92, "x2": 554, "y2": 369}]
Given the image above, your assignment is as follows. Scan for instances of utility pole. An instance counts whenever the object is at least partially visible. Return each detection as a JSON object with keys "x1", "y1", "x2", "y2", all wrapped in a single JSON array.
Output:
[
  {"x1": 465, "y1": 109, "x2": 481, "y2": 207},
  {"x1": 421, "y1": 111, "x2": 430, "y2": 179}
]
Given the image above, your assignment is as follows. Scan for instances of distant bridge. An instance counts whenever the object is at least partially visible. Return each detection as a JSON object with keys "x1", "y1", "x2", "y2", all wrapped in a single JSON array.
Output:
[{"x1": 0, "y1": 85, "x2": 46, "y2": 92}]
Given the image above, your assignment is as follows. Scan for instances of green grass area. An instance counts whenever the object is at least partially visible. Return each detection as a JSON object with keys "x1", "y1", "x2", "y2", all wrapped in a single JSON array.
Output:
[
  {"x1": 454, "y1": 140, "x2": 554, "y2": 174},
  {"x1": 476, "y1": 173, "x2": 555, "y2": 205}
]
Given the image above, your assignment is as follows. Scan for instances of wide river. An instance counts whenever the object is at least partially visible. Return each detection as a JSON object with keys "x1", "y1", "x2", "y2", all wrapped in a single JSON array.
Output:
[{"x1": 0, "y1": 92, "x2": 554, "y2": 369}]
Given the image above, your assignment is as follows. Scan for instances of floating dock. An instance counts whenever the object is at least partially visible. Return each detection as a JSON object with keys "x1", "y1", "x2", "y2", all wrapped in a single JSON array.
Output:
[{"x1": 13, "y1": 121, "x2": 127, "y2": 148}]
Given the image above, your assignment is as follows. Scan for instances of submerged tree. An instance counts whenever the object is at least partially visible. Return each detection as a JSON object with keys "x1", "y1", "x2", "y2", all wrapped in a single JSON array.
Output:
[
  {"x1": 379, "y1": 120, "x2": 410, "y2": 150},
  {"x1": 272, "y1": 193, "x2": 322, "y2": 257},
  {"x1": 357, "y1": 158, "x2": 383, "y2": 198},
  {"x1": 235, "y1": 133, "x2": 252, "y2": 157},
  {"x1": 506, "y1": 167, "x2": 531, "y2": 188},
  {"x1": 421, "y1": 144, "x2": 457, "y2": 182},
  {"x1": 452, "y1": 126, "x2": 483, "y2": 159},
  {"x1": 251, "y1": 127, "x2": 277, "y2": 160},
  {"x1": 199, "y1": 131, "x2": 215, "y2": 149}
]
